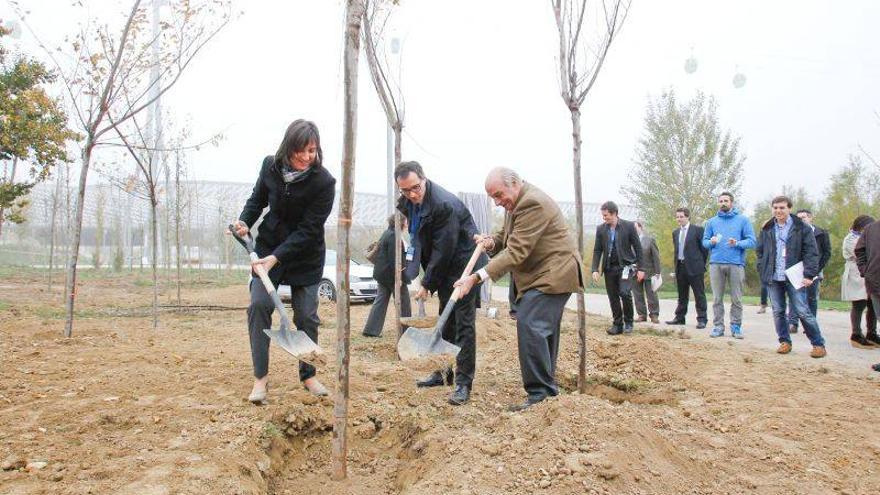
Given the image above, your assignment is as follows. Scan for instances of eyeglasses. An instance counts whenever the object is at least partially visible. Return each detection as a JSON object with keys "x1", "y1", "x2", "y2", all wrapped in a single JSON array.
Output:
[{"x1": 399, "y1": 181, "x2": 424, "y2": 195}]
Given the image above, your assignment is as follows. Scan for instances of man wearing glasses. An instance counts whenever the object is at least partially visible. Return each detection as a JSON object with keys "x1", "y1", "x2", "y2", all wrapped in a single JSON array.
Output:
[{"x1": 395, "y1": 161, "x2": 487, "y2": 406}]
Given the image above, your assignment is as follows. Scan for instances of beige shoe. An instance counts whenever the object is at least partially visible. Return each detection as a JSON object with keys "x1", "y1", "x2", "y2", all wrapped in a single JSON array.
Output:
[
  {"x1": 810, "y1": 346, "x2": 827, "y2": 359},
  {"x1": 776, "y1": 342, "x2": 792, "y2": 354},
  {"x1": 303, "y1": 378, "x2": 329, "y2": 397},
  {"x1": 248, "y1": 385, "x2": 268, "y2": 405}
]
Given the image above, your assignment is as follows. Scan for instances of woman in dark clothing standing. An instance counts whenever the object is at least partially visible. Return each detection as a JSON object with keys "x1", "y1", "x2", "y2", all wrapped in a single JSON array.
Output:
[
  {"x1": 231, "y1": 120, "x2": 336, "y2": 404},
  {"x1": 842, "y1": 215, "x2": 877, "y2": 348},
  {"x1": 362, "y1": 215, "x2": 412, "y2": 337}
]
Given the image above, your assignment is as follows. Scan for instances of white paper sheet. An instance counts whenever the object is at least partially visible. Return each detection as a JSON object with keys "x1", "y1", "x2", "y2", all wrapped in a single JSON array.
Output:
[
  {"x1": 785, "y1": 261, "x2": 805, "y2": 288},
  {"x1": 651, "y1": 274, "x2": 662, "y2": 292}
]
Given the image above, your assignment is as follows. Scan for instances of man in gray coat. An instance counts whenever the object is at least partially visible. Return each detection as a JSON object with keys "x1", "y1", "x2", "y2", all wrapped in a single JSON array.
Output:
[{"x1": 633, "y1": 221, "x2": 662, "y2": 323}]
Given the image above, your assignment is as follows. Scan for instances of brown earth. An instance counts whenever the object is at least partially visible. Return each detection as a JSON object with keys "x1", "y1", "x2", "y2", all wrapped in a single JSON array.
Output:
[{"x1": 1, "y1": 270, "x2": 880, "y2": 495}]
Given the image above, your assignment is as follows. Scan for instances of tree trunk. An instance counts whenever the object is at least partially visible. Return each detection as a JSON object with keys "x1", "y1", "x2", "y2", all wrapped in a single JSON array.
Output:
[
  {"x1": 175, "y1": 153, "x2": 182, "y2": 306},
  {"x1": 0, "y1": 156, "x2": 19, "y2": 240},
  {"x1": 150, "y1": 196, "x2": 159, "y2": 330},
  {"x1": 392, "y1": 125, "x2": 403, "y2": 337},
  {"x1": 64, "y1": 141, "x2": 95, "y2": 337},
  {"x1": 570, "y1": 107, "x2": 587, "y2": 394},
  {"x1": 333, "y1": 0, "x2": 363, "y2": 481},
  {"x1": 48, "y1": 169, "x2": 62, "y2": 292}
]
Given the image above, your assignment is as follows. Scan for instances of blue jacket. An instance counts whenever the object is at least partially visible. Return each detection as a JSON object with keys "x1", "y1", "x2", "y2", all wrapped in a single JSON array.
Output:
[{"x1": 701, "y1": 208, "x2": 756, "y2": 266}]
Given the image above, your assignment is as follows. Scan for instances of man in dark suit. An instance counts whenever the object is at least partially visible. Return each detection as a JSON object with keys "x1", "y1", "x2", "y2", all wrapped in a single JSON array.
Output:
[
  {"x1": 396, "y1": 161, "x2": 487, "y2": 406},
  {"x1": 787, "y1": 208, "x2": 831, "y2": 333},
  {"x1": 666, "y1": 207, "x2": 709, "y2": 328},
  {"x1": 591, "y1": 201, "x2": 644, "y2": 335},
  {"x1": 633, "y1": 220, "x2": 661, "y2": 324}
]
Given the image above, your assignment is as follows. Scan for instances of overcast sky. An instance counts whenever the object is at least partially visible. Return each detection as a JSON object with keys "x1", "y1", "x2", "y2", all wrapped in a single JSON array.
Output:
[{"x1": 5, "y1": 0, "x2": 880, "y2": 214}]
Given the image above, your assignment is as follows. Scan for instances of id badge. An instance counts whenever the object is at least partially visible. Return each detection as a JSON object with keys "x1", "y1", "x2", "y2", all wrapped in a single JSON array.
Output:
[
  {"x1": 621, "y1": 265, "x2": 631, "y2": 280},
  {"x1": 406, "y1": 246, "x2": 415, "y2": 262}
]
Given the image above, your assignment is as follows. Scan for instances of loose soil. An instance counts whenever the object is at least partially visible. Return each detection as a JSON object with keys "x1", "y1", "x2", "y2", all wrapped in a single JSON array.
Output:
[{"x1": 1, "y1": 270, "x2": 879, "y2": 495}]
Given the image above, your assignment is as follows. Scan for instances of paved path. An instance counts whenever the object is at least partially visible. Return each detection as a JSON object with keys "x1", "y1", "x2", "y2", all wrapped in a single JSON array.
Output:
[{"x1": 491, "y1": 286, "x2": 880, "y2": 374}]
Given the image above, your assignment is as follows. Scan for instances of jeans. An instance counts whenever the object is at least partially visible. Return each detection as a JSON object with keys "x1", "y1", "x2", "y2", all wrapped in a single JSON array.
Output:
[
  {"x1": 760, "y1": 283, "x2": 769, "y2": 306},
  {"x1": 787, "y1": 279, "x2": 820, "y2": 330},
  {"x1": 767, "y1": 280, "x2": 825, "y2": 347}
]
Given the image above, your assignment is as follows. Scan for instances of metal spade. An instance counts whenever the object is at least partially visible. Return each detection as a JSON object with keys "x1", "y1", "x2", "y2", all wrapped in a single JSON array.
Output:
[
  {"x1": 397, "y1": 244, "x2": 483, "y2": 361},
  {"x1": 228, "y1": 225, "x2": 323, "y2": 363}
]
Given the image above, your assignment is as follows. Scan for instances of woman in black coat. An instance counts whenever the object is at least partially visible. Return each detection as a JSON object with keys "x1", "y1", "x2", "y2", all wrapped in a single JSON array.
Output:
[
  {"x1": 231, "y1": 120, "x2": 336, "y2": 404},
  {"x1": 362, "y1": 215, "x2": 412, "y2": 337}
]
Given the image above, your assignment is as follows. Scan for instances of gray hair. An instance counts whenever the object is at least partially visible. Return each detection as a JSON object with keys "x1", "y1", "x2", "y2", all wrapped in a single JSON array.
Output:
[{"x1": 488, "y1": 167, "x2": 522, "y2": 187}]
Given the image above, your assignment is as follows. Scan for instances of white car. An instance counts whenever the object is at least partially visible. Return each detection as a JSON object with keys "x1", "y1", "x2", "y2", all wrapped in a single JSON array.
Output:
[{"x1": 278, "y1": 249, "x2": 378, "y2": 303}]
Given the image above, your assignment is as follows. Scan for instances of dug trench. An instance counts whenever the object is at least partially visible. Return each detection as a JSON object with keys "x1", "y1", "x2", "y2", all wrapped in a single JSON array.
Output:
[{"x1": 2, "y1": 271, "x2": 880, "y2": 494}]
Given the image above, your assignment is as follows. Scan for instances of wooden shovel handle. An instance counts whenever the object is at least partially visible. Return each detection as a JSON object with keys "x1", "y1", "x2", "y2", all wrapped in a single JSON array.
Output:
[{"x1": 449, "y1": 244, "x2": 484, "y2": 302}]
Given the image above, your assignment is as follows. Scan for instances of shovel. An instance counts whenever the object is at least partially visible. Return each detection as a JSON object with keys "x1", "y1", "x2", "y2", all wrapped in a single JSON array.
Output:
[
  {"x1": 397, "y1": 245, "x2": 483, "y2": 361},
  {"x1": 227, "y1": 225, "x2": 324, "y2": 364},
  {"x1": 400, "y1": 298, "x2": 437, "y2": 329}
]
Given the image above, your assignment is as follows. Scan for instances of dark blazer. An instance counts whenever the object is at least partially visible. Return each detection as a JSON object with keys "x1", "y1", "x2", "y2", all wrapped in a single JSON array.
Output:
[
  {"x1": 814, "y1": 225, "x2": 831, "y2": 276},
  {"x1": 591, "y1": 219, "x2": 643, "y2": 275},
  {"x1": 672, "y1": 224, "x2": 709, "y2": 277},
  {"x1": 639, "y1": 233, "x2": 662, "y2": 277},
  {"x1": 396, "y1": 180, "x2": 487, "y2": 292},
  {"x1": 372, "y1": 227, "x2": 410, "y2": 289},
  {"x1": 756, "y1": 214, "x2": 819, "y2": 284},
  {"x1": 239, "y1": 155, "x2": 336, "y2": 287},
  {"x1": 855, "y1": 221, "x2": 880, "y2": 295}
]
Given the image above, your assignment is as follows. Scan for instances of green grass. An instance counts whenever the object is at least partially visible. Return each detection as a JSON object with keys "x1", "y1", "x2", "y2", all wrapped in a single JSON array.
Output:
[{"x1": 0, "y1": 300, "x2": 10, "y2": 311}]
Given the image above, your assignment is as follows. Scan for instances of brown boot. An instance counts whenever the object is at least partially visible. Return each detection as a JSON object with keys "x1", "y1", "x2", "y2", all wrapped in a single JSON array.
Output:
[
  {"x1": 810, "y1": 346, "x2": 827, "y2": 359},
  {"x1": 776, "y1": 342, "x2": 792, "y2": 354}
]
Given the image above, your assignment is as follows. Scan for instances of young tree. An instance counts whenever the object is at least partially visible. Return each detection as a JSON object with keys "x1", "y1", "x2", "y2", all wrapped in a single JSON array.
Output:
[
  {"x1": 11, "y1": 0, "x2": 231, "y2": 337},
  {"x1": 551, "y1": 0, "x2": 630, "y2": 393},
  {"x1": 362, "y1": 0, "x2": 406, "y2": 337},
  {"x1": 0, "y1": 27, "x2": 77, "y2": 239},
  {"x1": 623, "y1": 90, "x2": 744, "y2": 232},
  {"x1": 333, "y1": 0, "x2": 364, "y2": 481}
]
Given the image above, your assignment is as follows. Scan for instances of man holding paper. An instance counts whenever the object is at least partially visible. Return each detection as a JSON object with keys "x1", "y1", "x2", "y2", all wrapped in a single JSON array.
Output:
[{"x1": 755, "y1": 195, "x2": 827, "y2": 358}]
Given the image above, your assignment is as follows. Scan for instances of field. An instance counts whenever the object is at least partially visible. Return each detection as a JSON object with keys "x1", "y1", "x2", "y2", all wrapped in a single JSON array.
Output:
[{"x1": 1, "y1": 269, "x2": 879, "y2": 495}]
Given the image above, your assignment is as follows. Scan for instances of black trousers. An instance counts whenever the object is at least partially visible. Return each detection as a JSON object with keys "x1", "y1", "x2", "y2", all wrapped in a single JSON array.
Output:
[
  {"x1": 604, "y1": 265, "x2": 633, "y2": 327},
  {"x1": 674, "y1": 261, "x2": 707, "y2": 323},
  {"x1": 516, "y1": 289, "x2": 570, "y2": 402},
  {"x1": 438, "y1": 284, "x2": 479, "y2": 387},
  {"x1": 851, "y1": 299, "x2": 877, "y2": 337}
]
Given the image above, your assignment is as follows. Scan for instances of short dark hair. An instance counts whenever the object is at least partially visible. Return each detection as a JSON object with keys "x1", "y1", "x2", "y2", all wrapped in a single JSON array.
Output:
[
  {"x1": 796, "y1": 209, "x2": 812, "y2": 216},
  {"x1": 771, "y1": 195, "x2": 793, "y2": 208},
  {"x1": 719, "y1": 191, "x2": 734, "y2": 202},
  {"x1": 675, "y1": 207, "x2": 690, "y2": 218},
  {"x1": 852, "y1": 215, "x2": 875, "y2": 232},
  {"x1": 600, "y1": 201, "x2": 619, "y2": 215},
  {"x1": 394, "y1": 161, "x2": 425, "y2": 181},
  {"x1": 275, "y1": 119, "x2": 322, "y2": 169}
]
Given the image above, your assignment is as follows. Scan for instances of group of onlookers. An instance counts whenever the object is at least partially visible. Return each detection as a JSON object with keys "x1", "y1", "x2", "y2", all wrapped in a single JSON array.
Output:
[{"x1": 596, "y1": 191, "x2": 880, "y2": 372}]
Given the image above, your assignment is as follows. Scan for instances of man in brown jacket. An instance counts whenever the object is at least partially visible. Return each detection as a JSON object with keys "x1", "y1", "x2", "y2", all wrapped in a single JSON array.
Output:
[{"x1": 455, "y1": 167, "x2": 584, "y2": 410}]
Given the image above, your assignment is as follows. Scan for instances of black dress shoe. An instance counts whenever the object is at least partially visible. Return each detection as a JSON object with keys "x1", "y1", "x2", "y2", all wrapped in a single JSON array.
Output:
[
  {"x1": 606, "y1": 325, "x2": 623, "y2": 335},
  {"x1": 696, "y1": 321, "x2": 707, "y2": 329},
  {"x1": 665, "y1": 319, "x2": 686, "y2": 325},
  {"x1": 416, "y1": 368, "x2": 453, "y2": 388},
  {"x1": 623, "y1": 323, "x2": 634, "y2": 334},
  {"x1": 448, "y1": 384, "x2": 471, "y2": 405}
]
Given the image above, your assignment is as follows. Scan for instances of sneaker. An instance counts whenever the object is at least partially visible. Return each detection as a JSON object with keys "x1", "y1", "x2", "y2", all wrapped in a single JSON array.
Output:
[
  {"x1": 851, "y1": 335, "x2": 875, "y2": 349},
  {"x1": 777, "y1": 342, "x2": 792, "y2": 354},
  {"x1": 709, "y1": 327, "x2": 724, "y2": 338},
  {"x1": 731, "y1": 324, "x2": 744, "y2": 339},
  {"x1": 810, "y1": 346, "x2": 827, "y2": 359}
]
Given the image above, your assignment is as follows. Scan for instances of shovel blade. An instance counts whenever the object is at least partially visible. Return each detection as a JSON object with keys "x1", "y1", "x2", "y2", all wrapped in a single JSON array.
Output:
[
  {"x1": 396, "y1": 326, "x2": 461, "y2": 361},
  {"x1": 263, "y1": 328, "x2": 324, "y2": 365}
]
